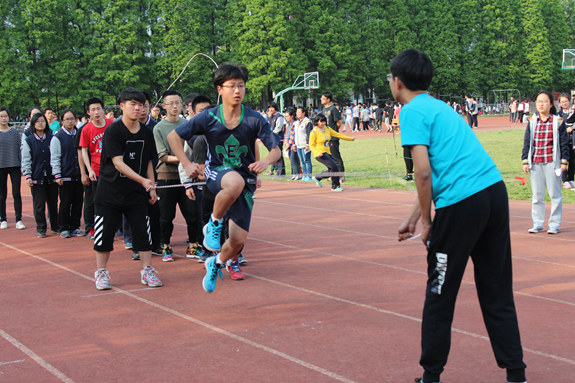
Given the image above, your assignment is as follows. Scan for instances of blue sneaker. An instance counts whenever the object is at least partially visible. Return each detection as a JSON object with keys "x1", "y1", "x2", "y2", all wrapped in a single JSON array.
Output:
[
  {"x1": 312, "y1": 176, "x2": 322, "y2": 187},
  {"x1": 203, "y1": 256, "x2": 223, "y2": 293},
  {"x1": 203, "y1": 219, "x2": 223, "y2": 252}
]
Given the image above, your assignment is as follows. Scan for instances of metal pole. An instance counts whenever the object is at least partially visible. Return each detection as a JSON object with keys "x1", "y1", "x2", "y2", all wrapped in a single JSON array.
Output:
[{"x1": 385, "y1": 148, "x2": 392, "y2": 186}]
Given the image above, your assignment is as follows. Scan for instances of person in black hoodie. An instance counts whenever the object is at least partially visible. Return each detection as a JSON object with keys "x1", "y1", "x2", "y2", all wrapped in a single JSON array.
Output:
[{"x1": 22, "y1": 112, "x2": 58, "y2": 237}]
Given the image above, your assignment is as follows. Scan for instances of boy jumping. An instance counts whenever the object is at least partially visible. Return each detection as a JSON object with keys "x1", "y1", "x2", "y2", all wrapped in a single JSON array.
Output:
[
  {"x1": 168, "y1": 63, "x2": 281, "y2": 293},
  {"x1": 392, "y1": 50, "x2": 526, "y2": 383}
]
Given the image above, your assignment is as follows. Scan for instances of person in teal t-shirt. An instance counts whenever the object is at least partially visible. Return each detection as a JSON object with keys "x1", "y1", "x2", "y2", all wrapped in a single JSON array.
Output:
[
  {"x1": 45, "y1": 108, "x2": 60, "y2": 133},
  {"x1": 392, "y1": 49, "x2": 526, "y2": 383}
]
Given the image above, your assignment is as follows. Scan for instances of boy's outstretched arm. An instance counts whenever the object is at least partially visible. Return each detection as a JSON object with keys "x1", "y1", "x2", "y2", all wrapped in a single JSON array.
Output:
[
  {"x1": 398, "y1": 145, "x2": 433, "y2": 245},
  {"x1": 248, "y1": 146, "x2": 281, "y2": 174}
]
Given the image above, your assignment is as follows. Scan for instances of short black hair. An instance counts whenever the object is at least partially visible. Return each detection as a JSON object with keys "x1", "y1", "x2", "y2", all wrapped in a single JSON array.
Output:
[
  {"x1": 28, "y1": 106, "x2": 42, "y2": 118},
  {"x1": 285, "y1": 107, "x2": 296, "y2": 117},
  {"x1": 45, "y1": 107, "x2": 54, "y2": 113},
  {"x1": 313, "y1": 113, "x2": 327, "y2": 125},
  {"x1": 85, "y1": 97, "x2": 105, "y2": 112},
  {"x1": 296, "y1": 106, "x2": 308, "y2": 117},
  {"x1": 30, "y1": 112, "x2": 50, "y2": 135},
  {"x1": 268, "y1": 102, "x2": 279, "y2": 111},
  {"x1": 117, "y1": 88, "x2": 146, "y2": 105},
  {"x1": 192, "y1": 95, "x2": 212, "y2": 113},
  {"x1": 0, "y1": 107, "x2": 10, "y2": 118},
  {"x1": 60, "y1": 109, "x2": 77, "y2": 121},
  {"x1": 322, "y1": 91, "x2": 333, "y2": 101},
  {"x1": 162, "y1": 89, "x2": 182, "y2": 101},
  {"x1": 184, "y1": 93, "x2": 199, "y2": 107},
  {"x1": 142, "y1": 92, "x2": 152, "y2": 104},
  {"x1": 212, "y1": 63, "x2": 249, "y2": 88},
  {"x1": 389, "y1": 49, "x2": 434, "y2": 91}
]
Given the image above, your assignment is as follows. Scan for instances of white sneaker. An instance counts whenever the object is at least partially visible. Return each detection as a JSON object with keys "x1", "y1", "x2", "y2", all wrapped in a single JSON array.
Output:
[
  {"x1": 0, "y1": 221, "x2": 7, "y2": 229},
  {"x1": 15, "y1": 221, "x2": 26, "y2": 230}
]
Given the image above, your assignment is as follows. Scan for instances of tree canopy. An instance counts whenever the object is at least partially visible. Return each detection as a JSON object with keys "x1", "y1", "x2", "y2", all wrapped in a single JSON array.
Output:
[{"x1": 1, "y1": 0, "x2": 574, "y2": 116}]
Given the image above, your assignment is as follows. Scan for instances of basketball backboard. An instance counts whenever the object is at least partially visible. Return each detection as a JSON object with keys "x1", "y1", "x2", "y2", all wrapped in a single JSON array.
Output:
[
  {"x1": 562, "y1": 49, "x2": 575, "y2": 70},
  {"x1": 304, "y1": 72, "x2": 319, "y2": 89}
]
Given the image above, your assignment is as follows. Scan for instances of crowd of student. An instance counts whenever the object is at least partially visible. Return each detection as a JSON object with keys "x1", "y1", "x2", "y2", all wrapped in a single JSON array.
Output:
[{"x1": 1, "y1": 50, "x2": 547, "y2": 382}]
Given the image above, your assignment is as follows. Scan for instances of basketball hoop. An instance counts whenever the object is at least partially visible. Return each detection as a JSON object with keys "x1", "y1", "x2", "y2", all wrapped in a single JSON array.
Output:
[{"x1": 562, "y1": 49, "x2": 575, "y2": 70}]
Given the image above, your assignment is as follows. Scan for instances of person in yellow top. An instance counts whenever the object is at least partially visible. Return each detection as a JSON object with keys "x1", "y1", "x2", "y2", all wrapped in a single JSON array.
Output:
[{"x1": 309, "y1": 113, "x2": 354, "y2": 191}]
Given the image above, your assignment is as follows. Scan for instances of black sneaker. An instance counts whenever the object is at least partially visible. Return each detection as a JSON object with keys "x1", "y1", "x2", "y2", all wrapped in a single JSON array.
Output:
[
  {"x1": 238, "y1": 254, "x2": 247, "y2": 265},
  {"x1": 414, "y1": 378, "x2": 441, "y2": 383},
  {"x1": 402, "y1": 174, "x2": 413, "y2": 181},
  {"x1": 37, "y1": 231, "x2": 46, "y2": 238},
  {"x1": 151, "y1": 247, "x2": 163, "y2": 256},
  {"x1": 198, "y1": 250, "x2": 212, "y2": 263},
  {"x1": 132, "y1": 251, "x2": 140, "y2": 261}
]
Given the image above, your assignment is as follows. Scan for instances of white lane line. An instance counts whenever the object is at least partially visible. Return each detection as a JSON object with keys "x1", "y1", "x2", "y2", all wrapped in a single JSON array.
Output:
[
  {"x1": 81, "y1": 287, "x2": 157, "y2": 298},
  {"x1": 247, "y1": 237, "x2": 575, "y2": 308},
  {"x1": 0, "y1": 329, "x2": 76, "y2": 383},
  {"x1": 250, "y1": 216, "x2": 575, "y2": 269},
  {"x1": 0, "y1": 359, "x2": 25, "y2": 366},
  {"x1": 245, "y1": 273, "x2": 575, "y2": 366},
  {"x1": 248, "y1": 237, "x2": 425, "y2": 275},
  {"x1": 0, "y1": 241, "x2": 357, "y2": 383}
]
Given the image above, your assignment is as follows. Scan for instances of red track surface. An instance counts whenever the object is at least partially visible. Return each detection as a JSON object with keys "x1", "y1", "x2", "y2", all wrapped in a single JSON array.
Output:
[{"x1": 1, "y1": 179, "x2": 574, "y2": 382}]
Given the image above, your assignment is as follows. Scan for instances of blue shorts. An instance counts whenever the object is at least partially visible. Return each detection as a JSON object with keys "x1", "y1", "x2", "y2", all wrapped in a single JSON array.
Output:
[{"x1": 206, "y1": 167, "x2": 255, "y2": 232}]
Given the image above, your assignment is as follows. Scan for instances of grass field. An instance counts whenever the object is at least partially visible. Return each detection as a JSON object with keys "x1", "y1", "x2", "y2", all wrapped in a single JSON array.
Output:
[{"x1": 259, "y1": 129, "x2": 575, "y2": 204}]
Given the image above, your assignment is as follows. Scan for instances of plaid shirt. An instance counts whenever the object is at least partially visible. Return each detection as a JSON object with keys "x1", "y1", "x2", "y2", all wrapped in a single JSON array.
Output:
[{"x1": 532, "y1": 116, "x2": 554, "y2": 164}]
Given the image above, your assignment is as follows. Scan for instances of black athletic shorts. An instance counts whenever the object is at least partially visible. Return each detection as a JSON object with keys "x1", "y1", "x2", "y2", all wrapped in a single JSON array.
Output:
[
  {"x1": 94, "y1": 202, "x2": 151, "y2": 252},
  {"x1": 206, "y1": 167, "x2": 255, "y2": 232}
]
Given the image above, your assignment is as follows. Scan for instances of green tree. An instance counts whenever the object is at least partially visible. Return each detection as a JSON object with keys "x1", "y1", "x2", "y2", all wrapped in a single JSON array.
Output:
[
  {"x1": 522, "y1": 0, "x2": 553, "y2": 90},
  {"x1": 229, "y1": 0, "x2": 308, "y2": 107}
]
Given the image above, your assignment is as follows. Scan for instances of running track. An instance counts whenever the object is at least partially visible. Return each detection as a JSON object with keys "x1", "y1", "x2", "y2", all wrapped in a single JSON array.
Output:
[{"x1": 0, "y1": 179, "x2": 573, "y2": 382}]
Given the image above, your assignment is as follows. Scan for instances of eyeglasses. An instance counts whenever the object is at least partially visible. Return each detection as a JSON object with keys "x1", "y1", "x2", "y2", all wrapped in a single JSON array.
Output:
[
  {"x1": 63, "y1": 118, "x2": 76, "y2": 122},
  {"x1": 386, "y1": 73, "x2": 394, "y2": 81},
  {"x1": 163, "y1": 101, "x2": 182, "y2": 107},
  {"x1": 535, "y1": 100, "x2": 550, "y2": 105},
  {"x1": 221, "y1": 84, "x2": 245, "y2": 90}
]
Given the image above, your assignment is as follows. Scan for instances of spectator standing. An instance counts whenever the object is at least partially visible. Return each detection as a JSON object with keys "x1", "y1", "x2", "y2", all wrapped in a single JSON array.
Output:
[
  {"x1": 470, "y1": 97, "x2": 479, "y2": 128},
  {"x1": 517, "y1": 99, "x2": 525, "y2": 123},
  {"x1": 510, "y1": 98, "x2": 518, "y2": 124},
  {"x1": 153, "y1": 90, "x2": 203, "y2": 261},
  {"x1": 0, "y1": 107, "x2": 25, "y2": 230},
  {"x1": 522, "y1": 90, "x2": 569, "y2": 234},
  {"x1": 21, "y1": 112, "x2": 58, "y2": 237},
  {"x1": 283, "y1": 107, "x2": 301, "y2": 180},
  {"x1": 321, "y1": 92, "x2": 346, "y2": 181},
  {"x1": 50, "y1": 109, "x2": 84, "y2": 238},
  {"x1": 45, "y1": 108, "x2": 60, "y2": 134},
  {"x1": 79, "y1": 98, "x2": 114, "y2": 239},
  {"x1": 558, "y1": 93, "x2": 575, "y2": 188},
  {"x1": 352, "y1": 104, "x2": 360, "y2": 132},
  {"x1": 294, "y1": 107, "x2": 313, "y2": 181},
  {"x1": 374, "y1": 104, "x2": 384, "y2": 132},
  {"x1": 267, "y1": 102, "x2": 285, "y2": 176}
]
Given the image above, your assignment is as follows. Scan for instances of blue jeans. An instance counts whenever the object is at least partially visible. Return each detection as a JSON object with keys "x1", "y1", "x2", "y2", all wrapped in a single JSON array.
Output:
[{"x1": 296, "y1": 147, "x2": 312, "y2": 177}]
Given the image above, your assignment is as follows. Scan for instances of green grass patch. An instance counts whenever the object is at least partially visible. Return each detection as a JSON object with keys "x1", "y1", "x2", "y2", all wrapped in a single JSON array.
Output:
[{"x1": 259, "y1": 129, "x2": 575, "y2": 203}]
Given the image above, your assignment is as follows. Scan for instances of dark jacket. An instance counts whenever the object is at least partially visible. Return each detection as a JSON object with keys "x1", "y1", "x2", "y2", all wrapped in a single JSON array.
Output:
[{"x1": 22, "y1": 131, "x2": 55, "y2": 184}]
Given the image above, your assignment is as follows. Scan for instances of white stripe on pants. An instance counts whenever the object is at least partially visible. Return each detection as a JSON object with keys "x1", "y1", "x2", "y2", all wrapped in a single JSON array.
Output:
[{"x1": 530, "y1": 162, "x2": 562, "y2": 230}]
